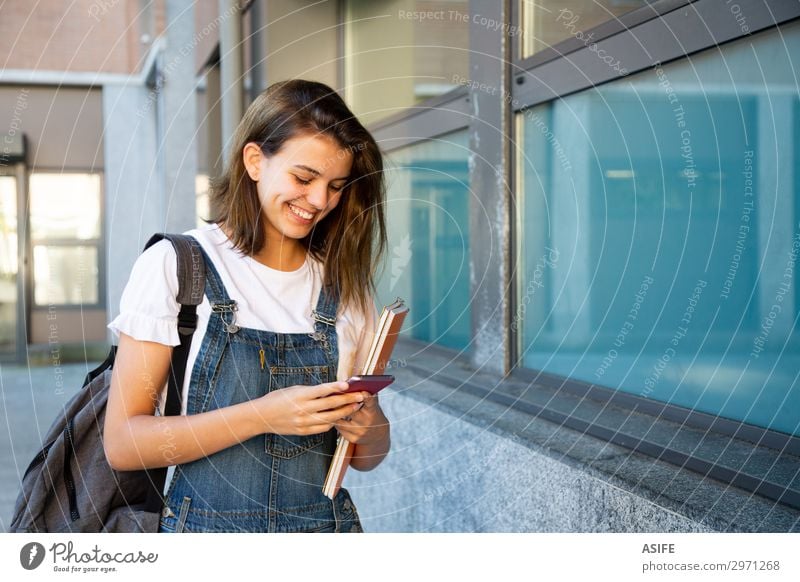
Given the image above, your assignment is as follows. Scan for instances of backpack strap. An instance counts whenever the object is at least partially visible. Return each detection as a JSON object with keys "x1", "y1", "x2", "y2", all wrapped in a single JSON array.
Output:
[
  {"x1": 142, "y1": 233, "x2": 206, "y2": 514},
  {"x1": 144, "y1": 233, "x2": 205, "y2": 417}
]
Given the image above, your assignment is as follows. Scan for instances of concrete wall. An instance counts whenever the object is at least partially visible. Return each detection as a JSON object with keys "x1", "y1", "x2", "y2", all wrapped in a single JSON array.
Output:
[
  {"x1": 161, "y1": 0, "x2": 198, "y2": 235},
  {"x1": 0, "y1": 86, "x2": 104, "y2": 170},
  {"x1": 102, "y1": 82, "x2": 163, "y2": 322},
  {"x1": 104, "y1": 0, "x2": 197, "y2": 324},
  {"x1": 262, "y1": 0, "x2": 340, "y2": 90}
]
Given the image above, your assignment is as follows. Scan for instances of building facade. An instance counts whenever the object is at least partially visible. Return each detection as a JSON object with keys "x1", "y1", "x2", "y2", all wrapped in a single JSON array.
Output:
[
  {"x1": 1, "y1": 0, "x2": 798, "y2": 531},
  {"x1": 0, "y1": 0, "x2": 198, "y2": 362}
]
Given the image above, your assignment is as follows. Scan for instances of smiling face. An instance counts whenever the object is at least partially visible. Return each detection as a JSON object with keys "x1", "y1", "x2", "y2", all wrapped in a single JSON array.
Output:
[{"x1": 243, "y1": 133, "x2": 353, "y2": 247}]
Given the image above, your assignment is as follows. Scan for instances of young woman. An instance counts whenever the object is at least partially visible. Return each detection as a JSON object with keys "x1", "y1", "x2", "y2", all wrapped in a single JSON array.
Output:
[{"x1": 104, "y1": 79, "x2": 389, "y2": 533}]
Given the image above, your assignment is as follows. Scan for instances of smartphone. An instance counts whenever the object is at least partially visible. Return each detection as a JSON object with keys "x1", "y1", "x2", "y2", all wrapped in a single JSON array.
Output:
[{"x1": 342, "y1": 375, "x2": 395, "y2": 395}]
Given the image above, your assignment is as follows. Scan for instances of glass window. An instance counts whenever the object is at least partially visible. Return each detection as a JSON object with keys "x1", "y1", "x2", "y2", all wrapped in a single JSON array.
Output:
[
  {"x1": 33, "y1": 245, "x2": 98, "y2": 305},
  {"x1": 30, "y1": 173, "x2": 101, "y2": 240},
  {"x1": 345, "y1": 0, "x2": 469, "y2": 126},
  {"x1": 516, "y1": 23, "x2": 800, "y2": 436},
  {"x1": 30, "y1": 173, "x2": 102, "y2": 307},
  {"x1": 520, "y1": 0, "x2": 653, "y2": 59},
  {"x1": 379, "y1": 129, "x2": 471, "y2": 351}
]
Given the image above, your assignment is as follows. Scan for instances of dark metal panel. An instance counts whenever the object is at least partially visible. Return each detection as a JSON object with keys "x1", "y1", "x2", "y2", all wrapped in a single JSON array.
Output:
[
  {"x1": 369, "y1": 90, "x2": 472, "y2": 152},
  {"x1": 367, "y1": 85, "x2": 469, "y2": 133},
  {"x1": 248, "y1": 0, "x2": 264, "y2": 99},
  {"x1": 513, "y1": 0, "x2": 800, "y2": 110},
  {"x1": 0, "y1": 132, "x2": 26, "y2": 165}
]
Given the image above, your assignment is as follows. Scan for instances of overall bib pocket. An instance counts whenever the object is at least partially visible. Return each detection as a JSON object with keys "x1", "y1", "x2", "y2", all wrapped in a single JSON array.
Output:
[{"x1": 265, "y1": 365, "x2": 331, "y2": 459}]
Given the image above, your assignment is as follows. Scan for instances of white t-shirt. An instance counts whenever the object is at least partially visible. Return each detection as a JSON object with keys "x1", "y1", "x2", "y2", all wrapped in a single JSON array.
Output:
[{"x1": 107, "y1": 222, "x2": 378, "y2": 416}]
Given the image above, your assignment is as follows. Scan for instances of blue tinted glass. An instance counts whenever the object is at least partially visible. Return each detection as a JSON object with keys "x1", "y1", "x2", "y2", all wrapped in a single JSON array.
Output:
[
  {"x1": 517, "y1": 23, "x2": 800, "y2": 436},
  {"x1": 379, "y1": 130, "x2": 471, "y2": 351}
]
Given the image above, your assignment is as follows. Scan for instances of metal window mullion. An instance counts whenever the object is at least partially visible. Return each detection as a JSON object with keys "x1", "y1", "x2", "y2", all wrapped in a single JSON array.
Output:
[
  {"x1": 16, "y1": 162, "x2": 28, "y2": 363},
  {"x1": 467, "y1": 0, "x2": 513, "y2": 375}
]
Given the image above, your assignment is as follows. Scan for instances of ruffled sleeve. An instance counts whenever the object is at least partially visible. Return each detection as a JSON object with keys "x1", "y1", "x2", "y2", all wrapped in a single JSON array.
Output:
[{"x1": 107, "y1": 239, "x2": 182, "y2": 347}]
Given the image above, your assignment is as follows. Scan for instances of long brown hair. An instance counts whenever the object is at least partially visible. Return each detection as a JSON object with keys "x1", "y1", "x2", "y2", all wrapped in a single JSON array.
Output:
[{"x1": 207, "y1": 79, "x2": 387, "y2": 316}]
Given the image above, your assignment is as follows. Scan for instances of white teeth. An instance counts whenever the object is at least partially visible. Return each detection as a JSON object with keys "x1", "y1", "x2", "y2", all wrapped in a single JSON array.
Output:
[{"x1": 288, "y1": 203, "x2": 313, "y2": 220}]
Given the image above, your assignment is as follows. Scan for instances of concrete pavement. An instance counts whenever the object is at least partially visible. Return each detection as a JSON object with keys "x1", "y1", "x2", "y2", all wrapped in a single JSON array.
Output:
[{"x1": 0, "y1": 361, "x2": 93, "y2": 531}]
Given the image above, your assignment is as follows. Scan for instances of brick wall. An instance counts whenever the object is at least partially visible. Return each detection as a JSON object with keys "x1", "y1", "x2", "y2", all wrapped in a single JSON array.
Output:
[{"x1": 0, "y1": 0, "x2": 165, "y2": 74}]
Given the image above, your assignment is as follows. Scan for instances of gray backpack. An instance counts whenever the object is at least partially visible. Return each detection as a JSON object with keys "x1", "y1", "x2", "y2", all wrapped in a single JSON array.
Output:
[{"x1": 9, "y1": 234, "x2": 205, "y2": 533}]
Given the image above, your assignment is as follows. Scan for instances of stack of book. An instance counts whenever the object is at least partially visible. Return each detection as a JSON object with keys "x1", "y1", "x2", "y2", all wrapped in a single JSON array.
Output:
[{"x1": 322, "y1": 297, "x2": 408, "y2": 499}]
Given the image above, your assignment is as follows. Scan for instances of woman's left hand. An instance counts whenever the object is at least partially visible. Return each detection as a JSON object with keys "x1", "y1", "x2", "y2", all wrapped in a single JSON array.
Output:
[{"x1": 333, "y1": 392, "x2": 389, "y2": 445}]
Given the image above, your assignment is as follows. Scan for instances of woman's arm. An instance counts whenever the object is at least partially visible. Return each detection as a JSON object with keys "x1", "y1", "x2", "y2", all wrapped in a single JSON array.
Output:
[{"x1": 103, "y1": 332, "x2": 366, "y2": 471}]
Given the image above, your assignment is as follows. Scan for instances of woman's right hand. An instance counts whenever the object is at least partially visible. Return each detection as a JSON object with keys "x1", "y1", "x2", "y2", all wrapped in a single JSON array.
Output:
[{"x1": 254, "y1": 381, "x2": 366, "y2": 436}]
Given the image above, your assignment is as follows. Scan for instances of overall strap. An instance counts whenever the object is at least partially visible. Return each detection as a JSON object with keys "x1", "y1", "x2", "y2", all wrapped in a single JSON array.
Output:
[
  {"x1": 310, "y1": 277, "x2": 341, "y2": 376},
  {"x1": 312, "y1": 281, "x2": 340, "y2": 334},
  {"x1": 191, "y1": 242, "x2": 232, "y2": 304},
  {"x1": 189, "y1": 243, "x2": 242, "y2": 333}
]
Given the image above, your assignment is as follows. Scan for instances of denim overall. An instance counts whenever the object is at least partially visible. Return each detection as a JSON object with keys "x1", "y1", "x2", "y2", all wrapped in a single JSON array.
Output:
[{"x1": 158, "y1": 240, "x2": 363, "y2": 533}]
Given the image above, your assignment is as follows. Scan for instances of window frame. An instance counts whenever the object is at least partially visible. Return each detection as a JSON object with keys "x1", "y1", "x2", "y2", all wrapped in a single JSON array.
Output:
[
  {"x1": 338, "y1": 0, "x2": 473, "y2": 146},
  {"x1": 367, "y1": 85, "x2": 471, "y2": 151},
  {"x1": 28, "y1": 169, "x2": 106, "y2": 311},
  {"x1": 0, "y1": 163, "x2": 26, "y2": 361},
  {"x1": 509, "y1": 0, "x2": 800, "y2": 430},
  {"x1": 507, "y1": 0, "x2": 800, "y2": 506}
]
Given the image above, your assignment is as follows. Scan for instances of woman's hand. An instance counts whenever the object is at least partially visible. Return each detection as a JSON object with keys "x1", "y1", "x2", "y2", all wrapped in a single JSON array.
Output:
[
  {"x1": 333, "y1": 393, "x2": 389, "y2": 446},
  {"x1": 254, "y1": 381, "x2": 365, "y2": 436},
  {"x1": 334, "y1": 393, "x2": 391, "y2": 471}
]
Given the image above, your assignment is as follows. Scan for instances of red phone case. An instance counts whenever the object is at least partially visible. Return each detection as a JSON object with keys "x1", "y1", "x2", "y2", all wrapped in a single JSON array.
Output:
[{"x1": 343, "y1": 375, "x2": 395, "y2": 395}]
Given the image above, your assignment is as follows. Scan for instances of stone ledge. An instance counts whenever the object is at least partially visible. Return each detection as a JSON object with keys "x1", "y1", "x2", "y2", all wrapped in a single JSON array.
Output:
[{"x1": 345, "y1": 345, "x2": 799, "y2": 532}]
